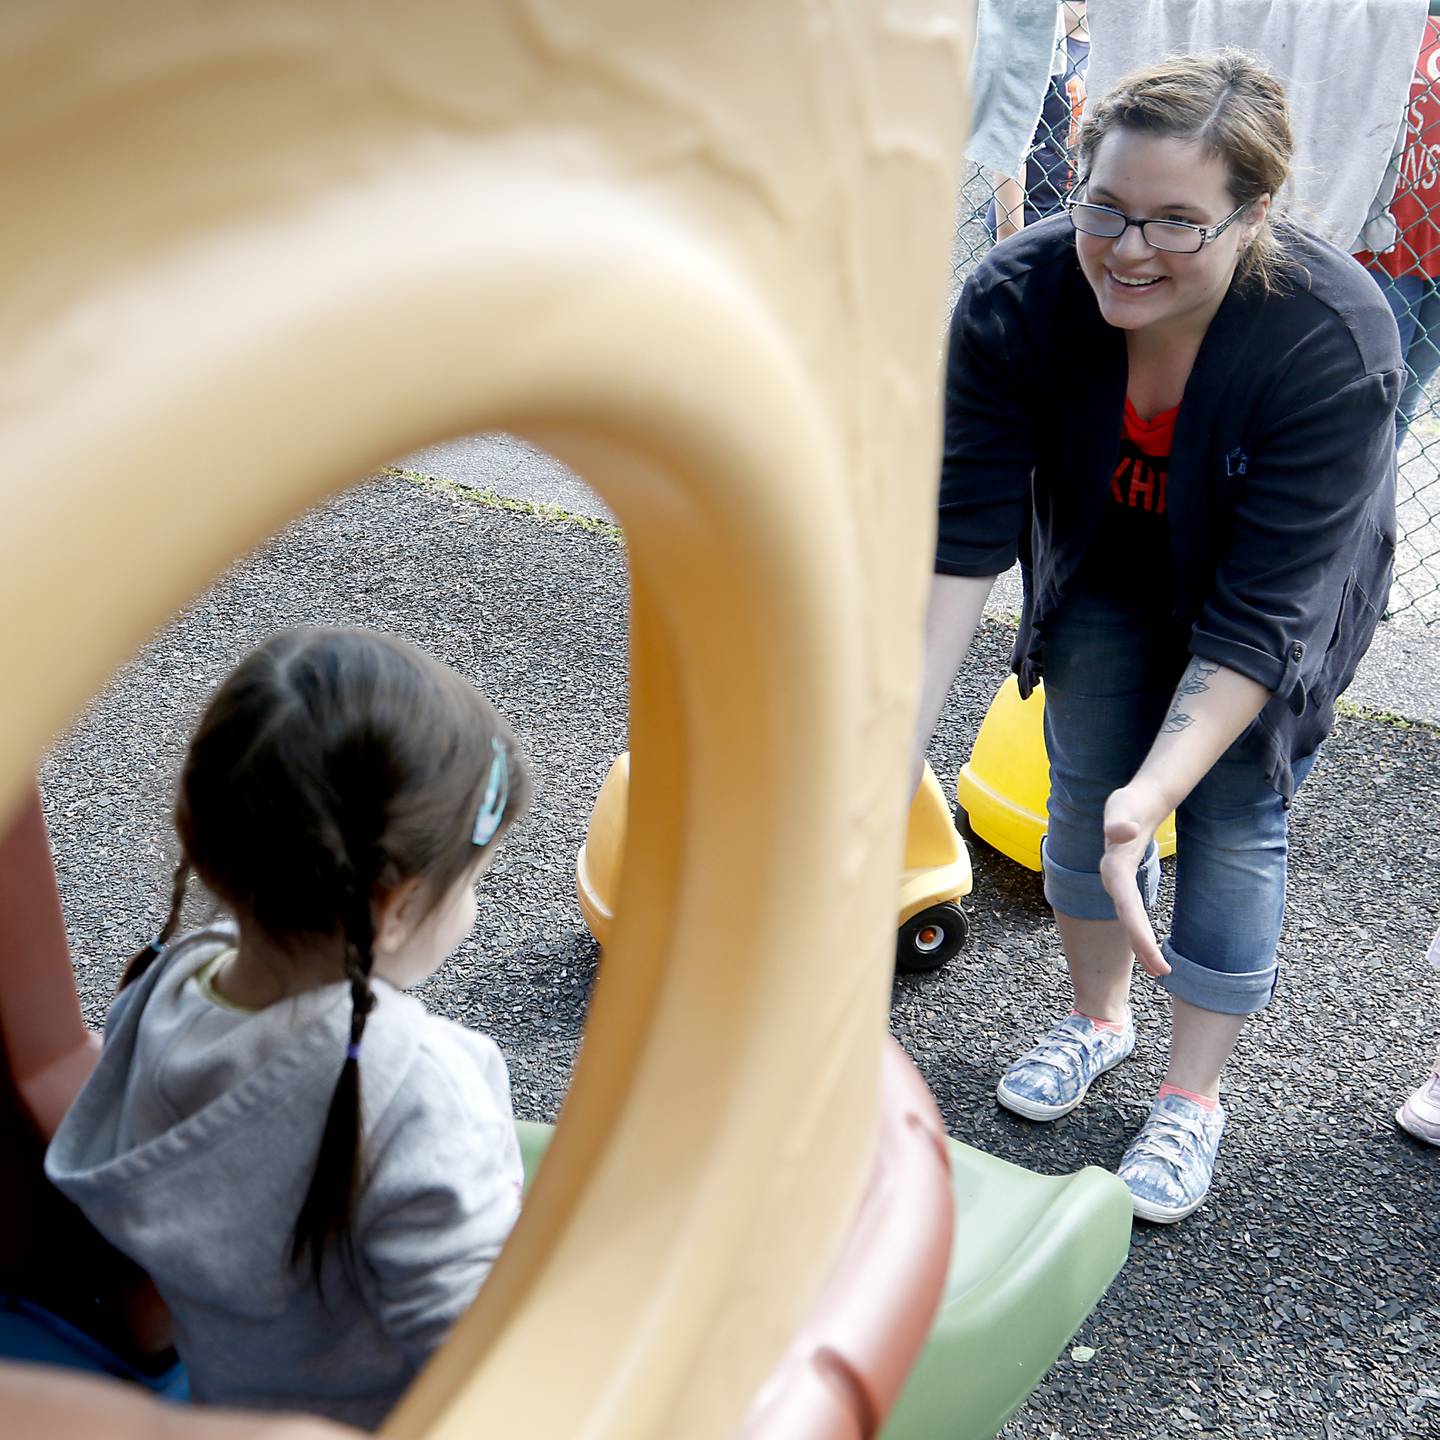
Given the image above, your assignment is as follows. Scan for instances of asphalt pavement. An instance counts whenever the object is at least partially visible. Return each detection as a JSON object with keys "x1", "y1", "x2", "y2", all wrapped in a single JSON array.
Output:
[
  {"x1": 402, "y1": 433, "x2": 1440, "y2": 729},
  {"x1": 40, "y1": 464, "x2": 1440, "y2": 1439}
]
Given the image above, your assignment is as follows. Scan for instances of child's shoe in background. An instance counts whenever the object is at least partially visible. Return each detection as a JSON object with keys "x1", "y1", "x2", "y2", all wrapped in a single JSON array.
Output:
[{"x1": 1396, "y1": 1071, "x2": 1440, "y2": 1146}]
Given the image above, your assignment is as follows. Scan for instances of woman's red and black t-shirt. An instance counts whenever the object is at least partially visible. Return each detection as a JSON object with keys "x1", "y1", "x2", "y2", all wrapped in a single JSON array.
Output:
[{"x1": 1073, "y1": 397, "x2": 1176, "y2": 595}]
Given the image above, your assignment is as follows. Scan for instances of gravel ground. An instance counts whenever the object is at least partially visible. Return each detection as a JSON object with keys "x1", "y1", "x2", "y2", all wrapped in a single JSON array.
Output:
[{"x1": 38, "y1": 472, "x2": 1440, "y2": 1438}]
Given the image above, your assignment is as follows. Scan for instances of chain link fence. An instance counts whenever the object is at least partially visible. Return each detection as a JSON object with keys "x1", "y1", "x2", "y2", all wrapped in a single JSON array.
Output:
[
  {"x1": 1357, "y1": 12, "x2": 1440, "y2": 626},
  {"x1": 947, "y1": 15, "x2": 1440, "y2": 628}
]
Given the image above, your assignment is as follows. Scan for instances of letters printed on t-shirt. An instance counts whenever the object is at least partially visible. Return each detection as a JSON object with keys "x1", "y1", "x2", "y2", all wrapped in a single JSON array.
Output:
[
  {"x1": 1111, "y1": 446, "x2": 1167, "y2": 514},
  {"x1": 1109, "y1": 399, "x2": 1177, "y2": 520}
]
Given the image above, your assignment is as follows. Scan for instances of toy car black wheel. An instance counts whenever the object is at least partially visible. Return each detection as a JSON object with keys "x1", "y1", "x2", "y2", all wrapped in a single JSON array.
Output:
[{"x1": 896, "y1": 902, "x2": 969, "y2": 974}]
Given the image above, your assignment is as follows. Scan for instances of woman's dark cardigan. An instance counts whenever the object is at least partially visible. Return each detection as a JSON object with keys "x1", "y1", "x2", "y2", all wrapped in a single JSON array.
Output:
[{"x1": 936, "y1": 216, "x2": 1402, "y2": 797}]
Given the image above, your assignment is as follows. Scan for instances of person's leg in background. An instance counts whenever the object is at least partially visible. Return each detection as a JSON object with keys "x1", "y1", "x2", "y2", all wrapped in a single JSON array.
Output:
[
  {"x1": 1366, "y1": 269, "x2": 1424, "y2": 442},
  {"x1": 1397, "y1": 277, "x2": 1440, "y2": 439}
]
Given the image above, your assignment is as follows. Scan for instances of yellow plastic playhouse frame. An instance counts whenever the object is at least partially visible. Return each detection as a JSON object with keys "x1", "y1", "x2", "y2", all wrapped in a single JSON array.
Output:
[
  {"x1": 0, "y1": 4, "x2": 1130, "y2": 1437},
  {"x1": 0, "y1": 2, "x2": 978, "y2": 1434}
]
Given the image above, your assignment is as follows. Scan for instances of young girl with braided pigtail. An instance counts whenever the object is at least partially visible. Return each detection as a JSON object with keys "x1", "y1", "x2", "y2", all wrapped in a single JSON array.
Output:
[{"x1": 47, "y1": 627, "x2": 532, "y2": 1430}]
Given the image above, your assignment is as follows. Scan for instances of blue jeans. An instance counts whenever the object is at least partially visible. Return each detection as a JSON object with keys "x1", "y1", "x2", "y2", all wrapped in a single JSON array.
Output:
[
  {"x1": 1367, "y1": 268, "x2": 1440, "y2": 443},
  {"x1": 1039, "y1": 592, "x2": 1316, "y2": 1017}
]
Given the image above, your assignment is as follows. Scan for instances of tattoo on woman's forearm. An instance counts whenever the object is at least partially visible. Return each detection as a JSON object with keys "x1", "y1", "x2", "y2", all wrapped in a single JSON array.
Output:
[
  {"x1": 1175, "y1": 660, "x2": 1219, "y2": 697},
  {"x1": 1162, "y1": 660, "x2": 1218, "y2": 734}
]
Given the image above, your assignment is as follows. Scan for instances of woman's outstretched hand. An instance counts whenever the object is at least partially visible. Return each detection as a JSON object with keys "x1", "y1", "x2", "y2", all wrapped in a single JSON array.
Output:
[{"x1": 1100, "y1": 783, "x2": 1172, "y2": 979}]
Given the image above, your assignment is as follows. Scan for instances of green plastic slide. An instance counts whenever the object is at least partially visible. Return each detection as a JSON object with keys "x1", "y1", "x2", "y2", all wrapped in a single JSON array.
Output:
[{"x1": 515, "y1": 1122, "x2": 1130, "y2": 1440}]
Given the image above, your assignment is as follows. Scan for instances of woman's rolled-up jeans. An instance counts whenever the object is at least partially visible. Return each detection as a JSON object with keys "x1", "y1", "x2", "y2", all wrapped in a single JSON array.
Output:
[{"x1": 1038, "y1": 591, "x2": 1315, "y2": 1017}]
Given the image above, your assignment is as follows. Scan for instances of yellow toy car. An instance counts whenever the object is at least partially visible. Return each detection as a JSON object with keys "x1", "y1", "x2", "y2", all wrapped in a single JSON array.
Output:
[
  {"x1": 958, "y1": 676, "x2": 1178, "y2": 871},
  {"x1": 577, "y1": 753, "x2": 973, "y2": 974}
]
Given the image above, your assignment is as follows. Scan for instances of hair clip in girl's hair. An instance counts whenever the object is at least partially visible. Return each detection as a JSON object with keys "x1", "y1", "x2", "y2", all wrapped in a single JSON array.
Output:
[
  {"x1": 472, "y1": 737, "x2": 509, "y2": 847},
  {"x1": 346, "y1": 1042, "x2": 362, "y2": 1062}
]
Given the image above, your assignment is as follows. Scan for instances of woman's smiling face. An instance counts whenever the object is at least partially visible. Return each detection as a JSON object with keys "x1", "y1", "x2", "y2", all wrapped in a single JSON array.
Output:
[{"x1": 1076, "y1": 129, "x2": 1268, "y2": 342}]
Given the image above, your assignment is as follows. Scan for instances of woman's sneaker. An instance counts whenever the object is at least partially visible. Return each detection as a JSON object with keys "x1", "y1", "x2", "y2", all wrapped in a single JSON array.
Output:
[
  {"x1": 1118, "y1": 1092, "x2": 1227, "y2": 1223},
  {"x1": 1397, "y1": 1071, "x2": 1440, "y2": 1146},
  {"x1": 995, "y1": 1012, "x2": 1135, "y2": 1121}
]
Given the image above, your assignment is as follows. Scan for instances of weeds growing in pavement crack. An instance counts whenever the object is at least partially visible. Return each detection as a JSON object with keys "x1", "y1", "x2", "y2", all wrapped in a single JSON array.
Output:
[{"x1": 387, "y1": 467, "x2": 623, "y2": 543}]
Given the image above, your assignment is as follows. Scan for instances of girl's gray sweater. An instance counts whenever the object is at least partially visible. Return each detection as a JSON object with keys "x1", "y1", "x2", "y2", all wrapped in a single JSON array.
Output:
[{"x1": 45, "y1": 925, "x2": 522, "y2": 1431}]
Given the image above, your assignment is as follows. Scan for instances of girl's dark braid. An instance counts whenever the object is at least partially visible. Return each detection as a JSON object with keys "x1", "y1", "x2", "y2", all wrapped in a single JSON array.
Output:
[
  {"x1": 340, "y1": 872, "x2": 378, "y2": 1061},
  {"x1": 290, "y1": 853, "x2": 379, "y2": 1285},
  {"x1": 116, "y1": 858, "x2": 191, "y2": 992}
]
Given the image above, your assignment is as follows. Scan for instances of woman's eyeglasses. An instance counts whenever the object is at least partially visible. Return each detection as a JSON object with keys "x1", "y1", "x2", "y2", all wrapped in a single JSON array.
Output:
[{"x1": 1065, "y1": 197, "x2": 1249, "y2": 254}]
